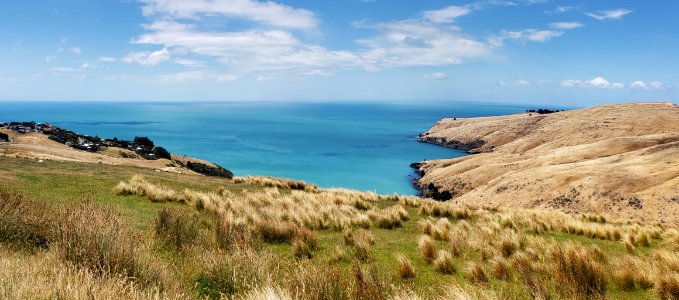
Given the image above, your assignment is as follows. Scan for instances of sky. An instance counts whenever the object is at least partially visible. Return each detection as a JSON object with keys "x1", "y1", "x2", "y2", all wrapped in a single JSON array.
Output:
[{"x1": 1, "y1": 0, "x2": 678, "y2": 105}]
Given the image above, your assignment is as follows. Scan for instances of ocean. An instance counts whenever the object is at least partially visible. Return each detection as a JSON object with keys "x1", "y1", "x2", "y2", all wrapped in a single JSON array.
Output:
[{"x1": 1, "y1": 101, "x2": 531, "y2": 195}]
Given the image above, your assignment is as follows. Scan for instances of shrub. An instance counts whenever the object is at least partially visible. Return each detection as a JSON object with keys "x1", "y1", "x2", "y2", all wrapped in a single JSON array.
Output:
[
  {"x1": 396, "y1": 253, "x2": 416, "y2": 279},
  {"x1": 154, "y1": 207, "x2": 198, "y2": 252},
  {"x1": 0, "y1": 189, "x2": 50, "y2": 250},
  {"x1": 433, "y1": 250, "x2": 455, "y2": 274}
]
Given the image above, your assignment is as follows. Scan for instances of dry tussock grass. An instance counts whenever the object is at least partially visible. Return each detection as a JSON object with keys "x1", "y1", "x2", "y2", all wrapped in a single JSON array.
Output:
[
  {"x1": 396, "y1": 253, "x2": 416, "y2": 279},
  {"x1": 0, "y1": 189, "x2": 50, "y2": 250},
  {"x1": 0, "y1": 246, "x2": 173, "y2": 300},
  {"x1": 115, "y1": 176, "x2": 417, "y2": 233}
]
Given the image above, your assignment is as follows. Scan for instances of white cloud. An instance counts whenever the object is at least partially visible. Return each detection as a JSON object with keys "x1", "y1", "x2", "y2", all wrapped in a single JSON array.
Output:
[
  {"x1": 630, "y1": 80, "x2": 666, "y2": 90},
  {"x1": 123, "y1": 48, "x2": 170, "y2": 66},
  {"x1": 546, "y1": 6, "x2": 574, "y2": 14},
  {"x1": 422, "y1": 5, "x2": 473, "y2": 23},
  {"x1": 549, "y1": 22, "x2": 583, "y2": 30},
  {"x1": 132, "y1": 21, "x2": 359, "y2": 73},
  {"x1": 98, "y1": 56, "x2": 117, "y2": 62},
  {"x1": 70, "y1": 47, "x2": 82, "y2": 55},
  {"x1": 586, "y1": 9, "x2": 633, "y2": 21},
  {"x1": 173, "y1": 58, "x2": 205, "y2": 68},
  {"x1": 424, "y1": 72, "x2": 448, "y2": 80},
  {"x1": 49, "y1": 67, "x2": 81, "y2": 73},
  {"x1": 217, "y1": 74, "x2": 238, "y2": 82},
  {"x1": 491, "y1": 0, "x2": 548, "y2": 7},
  {"x1": 500, "y1": 79, "x2": 531, "y2": 86},
  {"x1": 560, "y1": 76, "x2": 625, "y2": 89},
  {"x1": 491, "y1": 29, "x2": 563, "y2": 45},
  {"x1": 356, "y1": 20, "x2": 490, "y2": 69},
  {"x1": 141, "y1": 0, "x2": 318, "y2": 29},
  {"x1": 303, "y1": 70, "x2": 334, "y2": 77}
]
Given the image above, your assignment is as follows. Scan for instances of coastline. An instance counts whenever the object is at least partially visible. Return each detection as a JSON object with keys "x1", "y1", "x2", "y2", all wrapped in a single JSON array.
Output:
[{"x1": 411, "y1": 102, "x2": 679, "y2": 225}]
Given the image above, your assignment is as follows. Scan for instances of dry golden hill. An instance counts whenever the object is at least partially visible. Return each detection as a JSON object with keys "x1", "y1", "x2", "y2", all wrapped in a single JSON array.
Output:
[
  {"x1": 414, "y1": 102, "x2": 679, "y2": 225},
  {"x1": 0, "y1": 129, "x2": 221, "y2": 176}
]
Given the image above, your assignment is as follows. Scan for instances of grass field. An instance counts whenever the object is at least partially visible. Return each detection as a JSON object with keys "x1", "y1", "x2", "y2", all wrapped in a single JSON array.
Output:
[{"x1": 1, "y1": 156, "x2": 678, "y2": 299}]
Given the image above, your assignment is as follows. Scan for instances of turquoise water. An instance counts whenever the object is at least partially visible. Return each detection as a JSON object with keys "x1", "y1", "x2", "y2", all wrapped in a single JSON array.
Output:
[{"x1": 1, "y1": 101, "x2": 529, "y2": 194}]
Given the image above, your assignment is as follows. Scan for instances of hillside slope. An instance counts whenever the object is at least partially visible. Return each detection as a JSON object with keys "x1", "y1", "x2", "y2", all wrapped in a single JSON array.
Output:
[
  {"x1": 0, "y1": 129, "x2": 226, "y2": 177},
  {"x1": 414, "y1": 102, "x2": 679, "y2": 224}
]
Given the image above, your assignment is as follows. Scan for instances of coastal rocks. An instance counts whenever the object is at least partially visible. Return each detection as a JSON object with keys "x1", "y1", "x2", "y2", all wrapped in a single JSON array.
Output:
[{"x1": 417, "y1": 135, "x2": 487, "y2": 153}]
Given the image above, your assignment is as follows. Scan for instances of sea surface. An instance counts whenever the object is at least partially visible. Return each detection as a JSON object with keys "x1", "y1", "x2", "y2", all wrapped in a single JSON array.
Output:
[{"x1": 2, "y1": 101, "x2": 533, "y2": 195}]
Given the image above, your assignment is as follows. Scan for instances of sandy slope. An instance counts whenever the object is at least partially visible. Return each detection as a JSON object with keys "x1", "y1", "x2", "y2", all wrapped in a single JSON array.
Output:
[
  {"x1": 415, "y1": 102, "x2": 679, "y2": 224},
  {"x1": 0, "y1": 129, "x2": 220, "y2": 176}
]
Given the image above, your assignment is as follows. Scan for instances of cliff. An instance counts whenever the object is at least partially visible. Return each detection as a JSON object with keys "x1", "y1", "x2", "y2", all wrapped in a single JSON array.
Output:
[{"x1": 414, "y1": 102, "x2": 679, "y2": 224}]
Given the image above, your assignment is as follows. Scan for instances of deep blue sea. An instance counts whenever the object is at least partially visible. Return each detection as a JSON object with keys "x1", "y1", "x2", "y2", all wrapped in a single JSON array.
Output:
[{"x1": 1, "y1": 101, "x2": 532, "y2": 194}]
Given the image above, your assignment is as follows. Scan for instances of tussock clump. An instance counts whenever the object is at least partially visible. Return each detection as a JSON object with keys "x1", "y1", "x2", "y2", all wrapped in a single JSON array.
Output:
[
  {"x1": 215, "y1": 213, "x2": 258, "y2": 252},
  {"x1": 464, "y1": 262, "x2": 488, "y2": 284},
  {"x1": 417, "y1": 200, "x2": 472, "y2": 220},
  {"x1": 257, "y1": 220, "x2": 299, "y2": 244},
  {"x1": 351, "y1": 259, "x2": 390, "y2": 300},
  {"x1": 291, "y1": 227, "x2": 318, "y2": 259},
  {"x1": 195, "y1": 251, "x2": 274, "y2": 299},
  {"x1": 286, "y1": 263, "x2": 349, "y2": 300},
  {"x1": 154, "y1": 207, "x2": 198, "y2": 252},
  {"x1": 329, "y1": 246, "x2": 348, "y2": 263},
  {"x1": 551, "y1": 244, "x2": 607, "y2": 298},
  {"x1": 113, "y1": 175, "x2": 180, "y2": 202},
  {"x1": 418, "y1": 235, "x2": 437, "y2": 264},
  {"x1": 449, "y1": 234, "x2": 466, "y2": 257},
  {"x1": 374, "y1": 206, "x2": 409, "y2": 229},
  {"x1": 490, "y1": 257, "x2": 511, "y2": 280},
  {"x1": 0, "y1": 189, "x2": 50, "y2": 249},
  {"x1": 655, "y1": 273, "x2": 679, "y2": 300},
  {"x1": 623, "y1": 234, "x2": 636, "y2": 253},
  {"x1": 613, "y1": 256, "x2": 653, "y2": 291},
  {"x1": 233, "y1": 176, "x2": 318, "y2": 192},
  {"x1": 56, "y1": 203, "x2": 146, "y2": 281},
  {"x1": 353, "y1": 238, "x2": 372, "y2": 261},
  {"x1": 433, "y1": 250, "x2": 455, "y2": 274},
  {"x1": 396, "y1": 253, "x2": 416, "y2": 279}
]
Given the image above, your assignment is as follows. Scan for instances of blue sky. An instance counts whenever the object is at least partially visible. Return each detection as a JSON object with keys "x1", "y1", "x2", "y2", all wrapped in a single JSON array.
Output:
[{"x1": 1, "y1": 0, "x2": 677, "y2": 105}]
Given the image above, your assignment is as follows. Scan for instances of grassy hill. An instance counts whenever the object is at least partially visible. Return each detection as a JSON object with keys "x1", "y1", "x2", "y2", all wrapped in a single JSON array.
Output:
[
  {"x1": 2, "y1": 156, "x2": 679, "y2": 299},
  {"x1": 415, "y1": 102, "x2": 679, "y2": 225}
]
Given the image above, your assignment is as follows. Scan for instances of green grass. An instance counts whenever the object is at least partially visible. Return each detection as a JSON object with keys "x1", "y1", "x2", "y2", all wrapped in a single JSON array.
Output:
[{"x1": 0, "y1": 156, "x2": 668, "y2": 299}]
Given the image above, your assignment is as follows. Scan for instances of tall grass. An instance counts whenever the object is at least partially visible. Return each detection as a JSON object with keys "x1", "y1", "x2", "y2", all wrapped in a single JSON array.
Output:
[
  {"x1": 0, "y1": 189, "x2": 50, "y2": 250},
  {"x1": 154, "y1": 207, "x2": 198, "y2": 252},
  {"x1": 55, "y1": 202, "x2": 152, "y2": 283},
  {"x1": 551, "y1": 243, "x2": 607, "y2": 298}
]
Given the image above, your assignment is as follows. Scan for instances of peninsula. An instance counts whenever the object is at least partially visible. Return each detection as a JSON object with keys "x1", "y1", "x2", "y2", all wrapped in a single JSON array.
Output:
[{"x1": 414, "y1": 102, "x2": 679, "y2": 224}]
